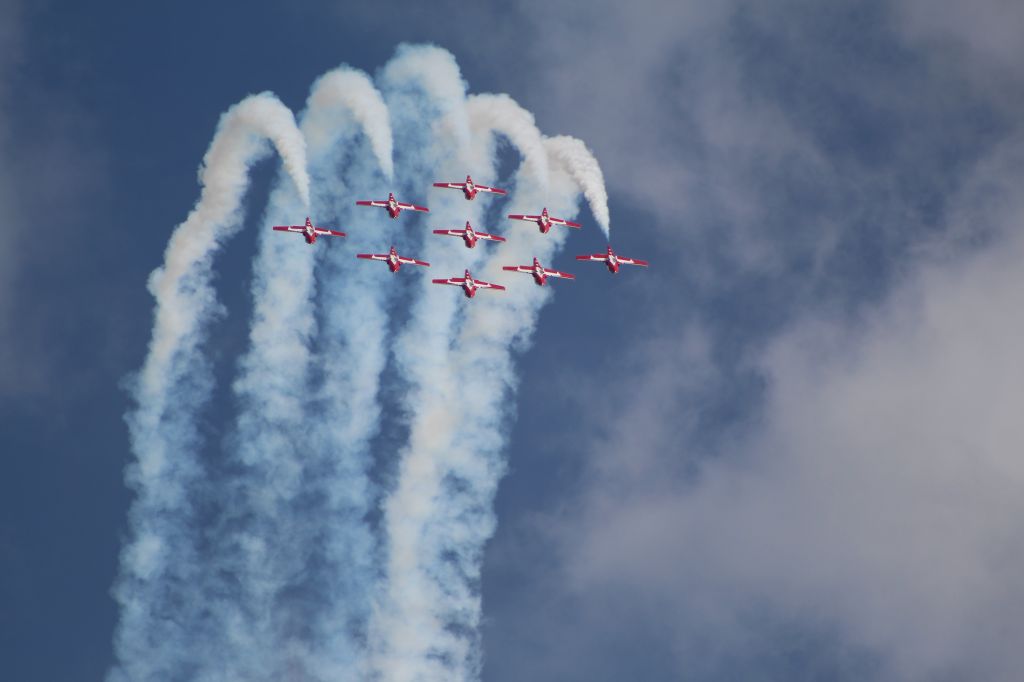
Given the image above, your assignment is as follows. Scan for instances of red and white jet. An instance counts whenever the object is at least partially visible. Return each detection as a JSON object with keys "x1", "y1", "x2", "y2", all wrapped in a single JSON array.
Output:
[
  {"x1": 576, "y1": 245, "x2": 649, "y2": 273},
  {"x1": 432, "y1": 175, "x2": 507, "y2": 200},
  {"x1": 433, "y1": 221, "x2": 506, "y2": 249},
  {"x1": 271, "y1": 217, "x2": 346, "y2": 245},
  {"x1": 502, "y1": 257, "x2": 575, "y2": 286},
  {"x1": 355, "y1": 245, "x2": 430, "y2": 273},
  {"x1": 356, "y1": 192, "x2": 429, "y2": 219},
  {"x1": 507, "y1": 207, "x2": 582, "y2": 234},
  {"x1": 432, "y1": 269, "x2": 506, "y2": 298}
]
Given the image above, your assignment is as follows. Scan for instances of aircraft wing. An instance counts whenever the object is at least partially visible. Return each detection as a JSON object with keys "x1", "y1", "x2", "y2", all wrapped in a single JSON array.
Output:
[
  {"x1": 432, "y1": 229, "x2": 464, "y2": 237},
  {"x1": 432, "y1": 182, "x2": 465, "y2": 190},
  {"x1": 576, "y1": 253, "x2": 610, "y2": 262},
  {"x1": 398, "y1": 256, "x2": 430, "y2": 267},
  {"x1": 619, "y1": 257, "x2": 649, "y2": 267},
  {"x1": 502, "y1": 265, "x2": 534, "y2": 274},
  {"x1": 397, "y1": 202, "x2": 429, "y2": 213},
  {"x1": 314, "y1": 228, "x2": 346, "y2": 237},
  {"x1": 476, "y1": 185, "x2": 507, "y2": 195},
  {"x1": 507, "y1": 213, "x2": 541, "y2": 222},
  {"x1": 432, "y1": 277, "x2": 467, "y2": 286},
  {"x1": 356, "y1": 200, "x2": 387, "y2": 207},
  {"x1": 549, "y1": 217, "x2": 582, "y2": 228},
  {"x1": 475, "y1": 232, "x2": 506, "y2": 242},
  {"x1": 356, "y1": 254, "x2": 389, "y2": 262},
  {"x1": 272, "y1": 226, "x2": 306, "y2": 233},
  {"x1": 543, "y1": 269, "x2": 576, "y2": 279},
  {"x1": 471, "y1": 279, "x2": 505, "y2": 291}
]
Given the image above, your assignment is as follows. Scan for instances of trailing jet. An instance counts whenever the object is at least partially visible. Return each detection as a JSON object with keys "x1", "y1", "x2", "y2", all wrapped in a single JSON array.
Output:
[
  {"x1": 433, "y1": 174, "x2": 507, "y2": 200},
  {"x1": 432, "y1": 269, "x2": 506, "y2": 298},
  {"x1": 271, "y1": 217, "x2": 346, "y2": 245},
  {"x1": 433, "y1": 221, "x2": 506, "y2": 249},
  {"x1": 576, "y1": 245, "x2": 649, "y2": 273},
  {"x1": 502, "y1": 257, "x2": 575, "y2": 286},
  {"x1": 507, "y1": 207, "x2": 581, "y2": 234},
  {"x1": 356, "y1": 245, "x2": 430, "y2": 273},
  {"x1": 356, "y1": 192, "x2": 429, "y2": 219}
]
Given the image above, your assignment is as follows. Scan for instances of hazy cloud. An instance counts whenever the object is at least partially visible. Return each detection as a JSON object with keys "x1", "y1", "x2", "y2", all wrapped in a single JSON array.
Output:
[{"x1": 506, "y1": 132, "x2": 1024, "y2": 681}]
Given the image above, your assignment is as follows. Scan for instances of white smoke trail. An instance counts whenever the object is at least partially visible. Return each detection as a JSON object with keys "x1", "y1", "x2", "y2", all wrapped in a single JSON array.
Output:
[
  {"x1": 467, "y1": 93, "x2": 550, "y2": 186},
  {"x1": 305, "y1": 67, "x2": 395, "y2": 180},
  {"x1": 141, "y1": 92, "x2": 310, "y2": 401},
  {"x1": 367, "y1": 47, "x2": 496, "y2": 682},
  {"x1": 111, "y1": 92, "x2": 309, "y2": 681},
  {"x1": 196, "y1": 66, "x2": 395, "y2": 680},
  {"x1": 545, "y1": 134, "x2": 610, "y2": 237},
  {"x1": 374, "y1": 83, "x2": 602, "y2": 679}
]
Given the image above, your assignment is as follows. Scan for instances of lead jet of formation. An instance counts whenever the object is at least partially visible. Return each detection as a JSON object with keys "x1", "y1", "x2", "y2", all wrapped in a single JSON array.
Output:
[
  {"x1": 433, "y1": 174, "x2": 507, "y2": 200},
  {"x1": 271, "y1": 216, "x2": 346, "y2": 245},
  {"x1": 576, "y1": 245, "x2": 649, "y2": 273},
  {"x1": 507, "y1": 207, "x2": 582, "y2": 234},
  {"x1": 432, "y1": 269, "x2": 506, "y2": 298},
  {"x1": 502, "y1": 257, "x2": 575, "y2": 286},
  {"x1": 433, "y1": 221, "x2": 506, "y2": 249},
  {"x1": 356, "y1": 245, "x2": 430, "y2": 273},
  {"x1": 356, "y1": 192, "x2": 429, "y2": 219}
]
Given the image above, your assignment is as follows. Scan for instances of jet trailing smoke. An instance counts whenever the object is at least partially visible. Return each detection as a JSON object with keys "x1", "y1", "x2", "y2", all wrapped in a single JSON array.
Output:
[
  {"x1": 544, "y1": 135, "x2": 610, "y2": 237},
  {"x1": 113, "y1": 44, "x2": 610, "y2": 682}
]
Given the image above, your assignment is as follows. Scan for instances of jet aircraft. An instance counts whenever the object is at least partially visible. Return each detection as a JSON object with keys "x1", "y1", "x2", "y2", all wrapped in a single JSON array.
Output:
[
  {"x1": 575, "y1": 245, "x2": 649, "y2": 273},
  {"x1": 507, "y1": 207, "x2": 581, "y2": 234},
  {"x1": 433, "y1": 221, "x2": 506, "y2": 249},
  {"x1": 432, "y1": 269, "x2": 506, "y2": 298},
  {"x1": 433, "y1": 175, "x2": 507, "y2": 200},
  {"x1": 356, "y1": 192, "x2": 429, "y2": 219},
  {"x1": 271, "y1": 217, "x2": 346, "y2": 245},
  {"x1": 502, "y1": 257, "x2": 575, "y2": 286},
  {"x1": 356, "y1": 245, "x2": 430, "y2": 272}
]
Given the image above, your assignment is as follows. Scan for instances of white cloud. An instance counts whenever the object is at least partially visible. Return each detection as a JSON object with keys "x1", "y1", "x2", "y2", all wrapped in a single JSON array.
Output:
[
  {"x1": 895, "y1": 0, "x2": 1024, "y2": 82},
  {"x1": 540, "y1": 136, "x2": 1024, "y2": 680},
  {"x1": 0, "y1": 1, "x2": 109, "y2": 402}
]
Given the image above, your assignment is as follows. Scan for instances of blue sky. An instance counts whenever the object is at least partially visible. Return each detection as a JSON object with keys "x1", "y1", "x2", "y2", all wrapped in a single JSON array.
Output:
[{"x1": 2, "y1": 1, "x2": 1024, "y2": 680}]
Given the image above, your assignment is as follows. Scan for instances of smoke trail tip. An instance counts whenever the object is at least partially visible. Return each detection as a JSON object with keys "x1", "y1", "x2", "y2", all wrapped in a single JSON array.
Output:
[{"x1": 544, "y1": 135, "x2": 610, "y2": 237}]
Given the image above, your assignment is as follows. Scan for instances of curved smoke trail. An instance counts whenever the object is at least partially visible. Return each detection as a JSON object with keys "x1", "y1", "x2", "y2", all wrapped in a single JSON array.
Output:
[
  {"x1": 467, "y1": 93, "x2": 550, "y2": 186},
  {"x1": 112, "y1": 92, "x2": 309, "y2": 681},
  {"x1": 544, "y1": 134, "x2": 610, "y2": 237},
  {"x1": 186, "y1": 65, "x2": 397, "y2": 680},
  {"x1": 305, "y1": 67, "x2": 395, "y2": 181}
]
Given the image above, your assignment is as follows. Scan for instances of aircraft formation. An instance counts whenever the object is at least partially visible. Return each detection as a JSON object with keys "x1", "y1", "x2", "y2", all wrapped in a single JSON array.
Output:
[{"x1": 272, "y1": 174, "x2": 648, "y2": 299}]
